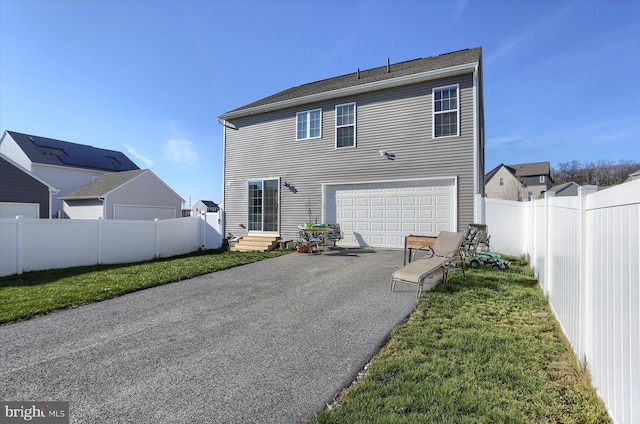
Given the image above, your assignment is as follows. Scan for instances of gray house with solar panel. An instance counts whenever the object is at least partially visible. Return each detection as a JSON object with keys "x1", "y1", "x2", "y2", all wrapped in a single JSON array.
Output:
[{"x1": 0, "y1": 131, "x2": 139, "y2": 218}]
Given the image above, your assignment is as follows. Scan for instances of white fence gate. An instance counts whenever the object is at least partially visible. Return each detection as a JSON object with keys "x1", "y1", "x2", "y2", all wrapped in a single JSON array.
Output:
[
  {"x1": 0, "y1": 212, "x2": 223, "y2": 278},
  {"x1": 485, "y1": 180, "x2": 640, "y2": 424}
]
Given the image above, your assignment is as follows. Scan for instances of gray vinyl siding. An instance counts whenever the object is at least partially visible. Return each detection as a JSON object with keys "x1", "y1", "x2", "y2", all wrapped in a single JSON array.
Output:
[
  {"x1": 223, "y1": 73, "x2": 479, "y2": 242},
  {"x1": 0, "y1": 157, "x2": 50, "y2": 218}
]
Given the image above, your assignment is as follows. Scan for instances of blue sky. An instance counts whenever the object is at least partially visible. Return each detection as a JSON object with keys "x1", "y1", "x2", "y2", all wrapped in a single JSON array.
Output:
[{"x1": 1, "y1": 0, "x2": 638, "y2": 205}]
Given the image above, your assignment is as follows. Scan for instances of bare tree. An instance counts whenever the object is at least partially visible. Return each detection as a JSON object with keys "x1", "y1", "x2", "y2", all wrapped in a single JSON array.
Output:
[{"x1": 553, "y1": 159, "x2": 639, "y2": 186}]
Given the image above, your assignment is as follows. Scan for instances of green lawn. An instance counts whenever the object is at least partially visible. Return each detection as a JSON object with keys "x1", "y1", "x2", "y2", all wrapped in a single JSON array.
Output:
[
  {"x1": 311, "y1": 257, "x2": 610, "y2": 424},
  {"x1": 0, "y1": 248, "x2": 290, "y2": 325},
  {"x1": 1, "y1": 250, "x2": 611, "y2": 422}
]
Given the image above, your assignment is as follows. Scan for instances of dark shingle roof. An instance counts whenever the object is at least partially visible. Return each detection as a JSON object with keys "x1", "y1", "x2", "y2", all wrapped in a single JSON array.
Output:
[
  {"x1": 6, "y1": 131, "x2": 139, "y2": 172},
  {"x1": 220, "y1": 47, "x2": 482, "y2": 118},
  {"x1": 59, "y1": 169, "x2": 147, "y2": 199},
  {"x1": 508, "y1": 162, "x2": 551, "y2": 178},
  {"x1": 200, "y1": 200, "x2": 219, "y2": 208}
]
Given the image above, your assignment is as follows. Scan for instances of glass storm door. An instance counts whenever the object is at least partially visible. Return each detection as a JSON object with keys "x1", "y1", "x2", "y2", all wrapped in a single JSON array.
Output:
[{"x1": 248, "y1": 179, "x2": 279, "y2": 233}]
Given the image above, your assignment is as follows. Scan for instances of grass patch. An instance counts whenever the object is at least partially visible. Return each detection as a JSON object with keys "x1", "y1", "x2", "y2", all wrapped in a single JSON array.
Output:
[
  {"x1": 0, "y1": 248, "x2": 291, "y2": 325},
  {"x1": 311, "y1": 257, "x2": 610, "y2": 424}
]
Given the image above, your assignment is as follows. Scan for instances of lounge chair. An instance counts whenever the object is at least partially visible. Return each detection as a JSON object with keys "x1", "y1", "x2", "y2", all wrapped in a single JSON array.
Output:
[{"x1": 390, "y1": 231, "x2": 466, "y2": 297}]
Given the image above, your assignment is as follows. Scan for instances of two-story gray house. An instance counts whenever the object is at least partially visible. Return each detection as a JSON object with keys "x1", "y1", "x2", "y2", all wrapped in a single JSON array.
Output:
[
  {"x1": 218, "y1": 47, "x2": 485, "y2": 249},
  {"x1": 485, "y1": 162, "x2": 554, "y2": 201}
]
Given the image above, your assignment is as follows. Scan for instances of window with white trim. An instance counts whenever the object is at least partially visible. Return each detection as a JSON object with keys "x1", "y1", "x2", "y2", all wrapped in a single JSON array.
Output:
[
  {"x1": 433, "y1": 85, "x2": 459, "y2": 138},
  {"x1": 539, "y1": 175, "x2": 545, "y2": 183},
  {"x1": 335, "y1": 102, "x2": 355, "y2": 148},
  {"x1": 296, "y1": 109, "x2": 322, "y2": 140},
  {"x1": 499, "y1": 178, "x2": 505, "y2": 186}
]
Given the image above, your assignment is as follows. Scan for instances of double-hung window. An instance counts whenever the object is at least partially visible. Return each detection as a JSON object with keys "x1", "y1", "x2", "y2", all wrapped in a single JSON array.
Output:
[
  {"x1": 433, "y1": 84, "x2": 459, "y2": 138},
  {"x1": 296, "y1": 109, "x2": 322, "y2": 140},
  {"x1": 336, "y1": 102, "x2": 355, "y2": 148}
]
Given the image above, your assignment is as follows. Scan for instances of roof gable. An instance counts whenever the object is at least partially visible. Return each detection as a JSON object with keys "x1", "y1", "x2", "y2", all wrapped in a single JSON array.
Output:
[
  {"x1": 220, "y1": 47, "x2": 482, "y2": 119},
  {"x1": 508, "y1": 162, "x2": 551, "y2": 178},
  {"x1": 6, "y1": 131, "x2": 139, "y2": 172},
  {"x1": 59, "y1": 169, "x2": 147, "y2": 199},
  {"x1": 0, "y1": 153, "x2": 58, "y2": 191}
]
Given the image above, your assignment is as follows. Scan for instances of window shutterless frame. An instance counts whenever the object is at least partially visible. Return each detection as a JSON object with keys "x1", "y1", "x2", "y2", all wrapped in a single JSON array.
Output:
[
  {"x1": 296, "y1": 109, "x2": 322, "y2": 140},
  {"x1": 335, "y1": 102, "x2": 356, "y2": 148},
  {"x1": 432, "y1": 84, "x2": 460, "y2": 138}
]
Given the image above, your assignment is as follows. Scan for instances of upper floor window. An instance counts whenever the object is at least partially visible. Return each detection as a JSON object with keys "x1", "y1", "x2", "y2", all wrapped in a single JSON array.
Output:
[
  {"x1": 539, "y1": 175, "x2": 545, "y2": 183},
  {"x1": 433, "y1": 84, "x2": 459, "y2": 138},
  {"x1": 296, "y1": 109, "x2": 322, "y2": 140},
  {"x1": 336, "y1": 102, "x2": 356, "y2": 148},
  {"x1": 499, "y1": 178, "x2": 505, "y2": 186}
]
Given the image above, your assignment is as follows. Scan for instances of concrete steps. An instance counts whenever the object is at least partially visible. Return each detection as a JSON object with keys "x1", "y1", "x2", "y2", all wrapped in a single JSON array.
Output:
[{"x1": 230, "y1": 235, "x2": 279, "y2": 252}]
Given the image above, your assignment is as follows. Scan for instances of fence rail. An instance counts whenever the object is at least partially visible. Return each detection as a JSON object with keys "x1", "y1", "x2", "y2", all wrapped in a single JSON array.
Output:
[
  {"x1": 0, "y1": 213, "x2": 223, "y2": 277},
  {"x1": 485, "y1": 179, "x2": 640, "y2": 424}
]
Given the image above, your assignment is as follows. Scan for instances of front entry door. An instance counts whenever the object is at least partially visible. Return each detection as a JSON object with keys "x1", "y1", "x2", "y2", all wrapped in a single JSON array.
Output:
[{"x1": 248, "y1": 179, "x2": 279, "y2": 233}]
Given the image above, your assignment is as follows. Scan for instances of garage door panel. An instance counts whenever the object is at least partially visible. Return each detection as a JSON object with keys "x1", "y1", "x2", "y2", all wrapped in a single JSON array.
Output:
[
  {"x1": 386, "y1": 209, "x2": 399, "y2": 219},
  {"x1": 436, "y1": 195, "x2": 451, "y2": 205},
  {"x1": 328, "y1": 179, "x2": 454, "y2": 248}
]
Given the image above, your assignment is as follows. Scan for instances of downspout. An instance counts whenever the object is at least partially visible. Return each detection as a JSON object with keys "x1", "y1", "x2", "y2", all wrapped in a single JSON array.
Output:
[
  {"x1": 99, "y1": 196, "x2": 106, "y2": 219},
  {"x1": 49, "y1": 188, "x2": 59, "y2": 219},
  {"x1": 472, "y1": 64, "x2": 480, "y2": 224},
  {"x1": 220, "y1": 118, "x2": 227, "y2": 240}
]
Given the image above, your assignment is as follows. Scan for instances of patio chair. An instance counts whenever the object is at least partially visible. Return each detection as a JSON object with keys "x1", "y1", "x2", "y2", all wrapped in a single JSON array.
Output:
[{"x1": 390, "y1": 231, "x2": 466, "y2": 297}]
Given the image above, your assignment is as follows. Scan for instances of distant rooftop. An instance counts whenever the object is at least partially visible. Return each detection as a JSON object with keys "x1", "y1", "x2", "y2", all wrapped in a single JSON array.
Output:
[{"x1": 6, "y1": 131, "x2": 139, "y2": 172}]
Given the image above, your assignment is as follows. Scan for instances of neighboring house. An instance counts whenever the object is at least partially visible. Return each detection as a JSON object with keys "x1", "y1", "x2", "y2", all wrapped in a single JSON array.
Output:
[
  {"x1": 59, "y1": 169, "x2": 184, "y2": 220},
  {"x1": 0, "y1": 131, "x2": 139, "y2": 218},
  {"x1": 626, "y1": 169, "x2": 640, "y2": 182},
  {"x1": 0, "y1": 153, "x2": 58, "y2": 218},
  {"x1": 549, "y1": 181, "x2": 580, "y2": 196},
  {"x1": 485, "y1": 162, "x2": 554, "y2": 201},
  {"x1": 192, "y1": 200, "x2": 219, "y2": 215},
  {"x1": 218, "y1": 47, "x2": 485, "y2": 248}
]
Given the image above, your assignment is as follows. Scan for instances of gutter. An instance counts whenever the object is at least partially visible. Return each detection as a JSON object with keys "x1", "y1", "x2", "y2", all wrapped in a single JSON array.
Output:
[{"x1": 218, "y1": 62, "x2": 478, "y2": 121}]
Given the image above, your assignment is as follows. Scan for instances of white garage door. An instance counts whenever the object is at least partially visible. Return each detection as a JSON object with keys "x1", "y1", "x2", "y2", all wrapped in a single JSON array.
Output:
[
  {"x1": 0, "y1": 202, "x2": 39, "y2": 219},
  {"x1": 114, "y1": 205, "x2": 176, "y2": 220},
  {"x1": 325, "y1": 178, "x2": 455, "y2": 248}
]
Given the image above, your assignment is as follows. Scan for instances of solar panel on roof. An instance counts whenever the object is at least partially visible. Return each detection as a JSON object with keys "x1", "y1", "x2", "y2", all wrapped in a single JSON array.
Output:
[{"x1": 29, "y1": 135, "x2": 137, "y2": 171}]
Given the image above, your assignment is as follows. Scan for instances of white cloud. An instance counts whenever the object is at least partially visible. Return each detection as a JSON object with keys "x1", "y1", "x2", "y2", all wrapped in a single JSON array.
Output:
[
  {"x1": 124, "y1": 144, "x2": 154, "y2": 168},
  {"x1": 453, "y1": 0, "x2": 468, "y2": 21},
  {"x1": 164, "y1": 139, "x2": 199, "y2": 165}
]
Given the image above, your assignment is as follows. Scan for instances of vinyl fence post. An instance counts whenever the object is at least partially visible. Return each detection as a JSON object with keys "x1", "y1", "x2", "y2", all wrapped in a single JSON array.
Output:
[
  {"x1": 97, "y1": 217, "x2": 103, "y2": 265},
  {"x1": 15, "y1": 215, "x2": 23, "y2": 275},
  {"x1": 544, "y1": 191, "x2": 555, "y2": 297},
  {"x1": 578, "y1": 185, "x2": 597, "y2": 366},
  {"x1": 154, "y1": 218, "x2": 160, "y2": 259},
  {"x1": 200, "y1": 212, "x2": 206, "y2": 250}
]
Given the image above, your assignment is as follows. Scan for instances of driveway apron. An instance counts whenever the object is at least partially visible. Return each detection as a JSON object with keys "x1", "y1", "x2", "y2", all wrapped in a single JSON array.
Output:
[{"x1": 0, "y1": 249, "x2": 417, "y2": 423}]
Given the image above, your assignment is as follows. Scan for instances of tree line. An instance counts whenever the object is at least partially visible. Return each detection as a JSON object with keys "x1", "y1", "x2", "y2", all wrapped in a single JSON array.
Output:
[{"x1": 553, "y1": 159, "x2": 639, "y2": 187}]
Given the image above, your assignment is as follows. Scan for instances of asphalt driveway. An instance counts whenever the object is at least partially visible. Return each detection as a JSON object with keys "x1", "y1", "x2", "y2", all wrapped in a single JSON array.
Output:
[{"x1": 0, "y1": 248, "x2": 418, "y2": 423}]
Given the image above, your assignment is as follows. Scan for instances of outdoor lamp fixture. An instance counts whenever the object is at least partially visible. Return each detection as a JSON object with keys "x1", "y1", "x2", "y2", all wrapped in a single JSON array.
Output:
[{"x1": 379, "y1": 150, "x2": 396, "y2": 160}]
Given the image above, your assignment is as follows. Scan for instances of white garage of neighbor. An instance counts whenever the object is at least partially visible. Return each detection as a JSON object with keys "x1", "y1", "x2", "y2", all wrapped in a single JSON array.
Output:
[{"x1": 324, "y1": 177, "x2": 457, "y2": 248}]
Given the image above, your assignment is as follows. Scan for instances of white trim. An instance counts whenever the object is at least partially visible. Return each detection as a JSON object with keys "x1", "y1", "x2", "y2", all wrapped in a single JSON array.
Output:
[
  {"x1": 322, "y1": 176, "x2": 458, "y2": 231},
  {"x1": 335, "y1": 102, "x2": 356, "y2": 149},
  {"x1": 432, "y1": 83, "x2": 460, "y2": 139},
  {"x1": 295, "y1": 108, "x2": 322, "y2": 141},
  {"x1": 218, "y1": 62, "x2": 478, "y2": 120}
]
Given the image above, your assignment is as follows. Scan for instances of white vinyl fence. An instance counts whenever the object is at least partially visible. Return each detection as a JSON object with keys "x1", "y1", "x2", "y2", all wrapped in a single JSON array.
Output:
[
  {"x1": 0, "y1": 212, "x2": 223, "y2": 278},
  {"x1": 485, "y1": 180, "x2": 640, "y2": 424}
]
